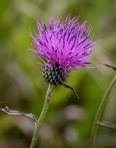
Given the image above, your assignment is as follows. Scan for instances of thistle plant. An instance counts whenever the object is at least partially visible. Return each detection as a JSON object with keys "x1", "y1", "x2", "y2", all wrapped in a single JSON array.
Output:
[
  {"x1": 1, "y1": 15, "x2": 116, "y2": 148},
  {"x1": 30, "y1": 16, "x2": 96, "y2": 148}
]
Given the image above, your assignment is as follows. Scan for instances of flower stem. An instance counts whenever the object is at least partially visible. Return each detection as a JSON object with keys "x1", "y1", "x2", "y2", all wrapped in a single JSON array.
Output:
[
  {"x1": 30, "y1": 84, "x2": 54, "y2": 148},
  {"x1": 90, "y1": 74, "x2": 116, "y2": 148}
]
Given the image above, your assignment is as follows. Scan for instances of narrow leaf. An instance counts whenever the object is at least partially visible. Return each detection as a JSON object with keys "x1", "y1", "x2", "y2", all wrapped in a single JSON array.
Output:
[
  {"x1": 98, "y1": 121, "x2": 116, "y2": 130},
  {"x1": 62, "y1": 83, "x2": 79, "y2": 99},
  {"x1": 0, "y1": 106, "x2": 36, "y2": 121}
]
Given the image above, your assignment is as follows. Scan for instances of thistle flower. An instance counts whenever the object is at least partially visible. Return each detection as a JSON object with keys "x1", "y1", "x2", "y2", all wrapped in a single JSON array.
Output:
[{"x1": 31, "y1": 16, "x2": 96, "y2": 97}]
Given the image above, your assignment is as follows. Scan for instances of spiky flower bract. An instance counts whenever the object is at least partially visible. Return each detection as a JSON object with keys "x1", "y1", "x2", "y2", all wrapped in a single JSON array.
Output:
[{"x1": 31, "y1": 16, "x2": 96, "y2": 86}]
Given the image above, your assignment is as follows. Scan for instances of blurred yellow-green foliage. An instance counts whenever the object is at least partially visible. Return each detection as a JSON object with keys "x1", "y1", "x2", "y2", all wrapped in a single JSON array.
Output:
[{"x1": 0, "y1": 0, "x2": 116, "y2": 148}]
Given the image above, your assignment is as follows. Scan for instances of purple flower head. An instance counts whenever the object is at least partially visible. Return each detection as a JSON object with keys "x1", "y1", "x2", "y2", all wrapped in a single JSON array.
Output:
[{"x1": 31, "y1": 16, "x2": 96, "y2": 88}]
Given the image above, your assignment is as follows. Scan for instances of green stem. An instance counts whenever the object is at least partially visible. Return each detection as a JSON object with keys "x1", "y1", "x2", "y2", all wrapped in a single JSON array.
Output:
[
  {"x1": 30, "y1": 84, "x2": 54, "y2": 148},
  {"x1": 90, "y1": 74, "x2": 116, "y2": 148}
]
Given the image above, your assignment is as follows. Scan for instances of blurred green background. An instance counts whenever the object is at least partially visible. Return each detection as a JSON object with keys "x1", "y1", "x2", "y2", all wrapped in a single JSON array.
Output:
[{"x1": 0, "y1": 0, "x2": 116, "y2": 148}]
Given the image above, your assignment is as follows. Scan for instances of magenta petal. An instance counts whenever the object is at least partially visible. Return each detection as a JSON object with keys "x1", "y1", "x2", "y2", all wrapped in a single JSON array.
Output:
[{"x1": 31, "y1": 16, "x2": 96, "y2": 75}]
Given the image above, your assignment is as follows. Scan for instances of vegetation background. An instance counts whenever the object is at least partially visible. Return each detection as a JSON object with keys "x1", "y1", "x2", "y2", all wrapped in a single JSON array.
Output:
[{"x1": 0, "y1": 0, "x2": 116, "y2": 147}]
